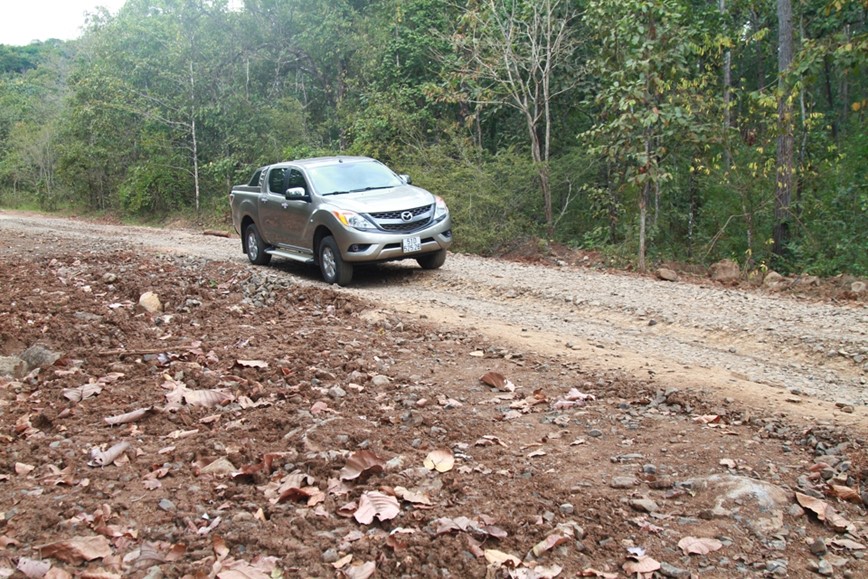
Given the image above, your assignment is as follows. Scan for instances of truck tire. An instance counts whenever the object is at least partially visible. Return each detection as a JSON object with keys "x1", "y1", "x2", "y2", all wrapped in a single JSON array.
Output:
[
  {"x1": 319, "y1": 236, "x2": 353, "y2": 286},
  {"x1": 416, "y1": 249, "x2": 446, "y2": 270},
  {"x1": 245, "y1": 224, "x2": 271, "y2": 266}
]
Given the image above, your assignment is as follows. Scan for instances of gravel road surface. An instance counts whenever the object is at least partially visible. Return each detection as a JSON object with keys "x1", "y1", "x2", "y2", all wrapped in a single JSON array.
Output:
[{"x1": 2, "y1": 211, "x2": 865, "y2": 433}]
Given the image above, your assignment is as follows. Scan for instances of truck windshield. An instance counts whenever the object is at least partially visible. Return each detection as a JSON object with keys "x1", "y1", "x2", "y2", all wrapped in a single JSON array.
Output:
[{"x1": 309, "y1": 161, "x2": 404, "y2": 196}]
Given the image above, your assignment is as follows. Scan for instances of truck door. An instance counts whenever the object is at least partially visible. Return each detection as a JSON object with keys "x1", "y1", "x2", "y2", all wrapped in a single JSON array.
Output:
[
  {"x1": 279, "y1": 168, "x2": 314, "y2": 252},
  {"x1": 259, "y1": 167, "x2": 290, "y2": 245}
]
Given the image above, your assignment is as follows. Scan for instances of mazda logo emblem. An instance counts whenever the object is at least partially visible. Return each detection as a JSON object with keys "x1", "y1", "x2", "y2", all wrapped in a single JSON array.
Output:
[{"x1": 401, "y1": 211, "x2": 413, "y2": 222}]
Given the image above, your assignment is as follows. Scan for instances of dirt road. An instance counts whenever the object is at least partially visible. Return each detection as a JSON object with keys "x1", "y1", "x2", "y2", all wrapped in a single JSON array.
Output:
[{"x1": 3, "y1": 212, "x2": 865, "y2": 433}]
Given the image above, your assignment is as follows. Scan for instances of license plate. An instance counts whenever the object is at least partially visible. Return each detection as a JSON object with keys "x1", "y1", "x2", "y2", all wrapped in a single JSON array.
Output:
[{"x1": 402, "y1": 236, "x2": 422, "y2": 253}]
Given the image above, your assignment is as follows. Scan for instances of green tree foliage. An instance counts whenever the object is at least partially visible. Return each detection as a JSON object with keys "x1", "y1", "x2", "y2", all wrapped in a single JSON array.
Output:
[{"x1": 0, "y1": 0, "x2": 863, "y2": 274}]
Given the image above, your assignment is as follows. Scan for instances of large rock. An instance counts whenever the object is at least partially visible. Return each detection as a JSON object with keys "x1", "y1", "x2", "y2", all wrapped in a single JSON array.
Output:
[
  {"x1": 688, "y1": 474, "x2": 789, "y2": 537},
  {"x1": 851, "y1": 281, "x2": 866, "y2": 295},
  {"x1": 20, "y1": 344, "x2": 61, "y2": 371},
  {"x1": 763, "y1": 271, "x2": 786, "y2": 289},
  {"x1": 656, "y1": 268, "x2": 679, "y2": 282},
  {"x1": 709, "y1": 259, "x2": 741, "y2": 283}
]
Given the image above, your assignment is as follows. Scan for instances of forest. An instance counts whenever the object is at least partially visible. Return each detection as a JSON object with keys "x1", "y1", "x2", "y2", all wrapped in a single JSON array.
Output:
[{"x1": 0, "y1": 0, "x2": 865, "y2": 275}]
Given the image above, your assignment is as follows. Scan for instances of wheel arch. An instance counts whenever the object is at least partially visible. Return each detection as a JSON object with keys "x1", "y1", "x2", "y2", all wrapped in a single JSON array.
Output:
[
  {"x1": 312, "y1": 225, "x2": 334, "y2": 264},
  {"x1": 240, "y1": 215, "x2": 255, "y2": 253}
]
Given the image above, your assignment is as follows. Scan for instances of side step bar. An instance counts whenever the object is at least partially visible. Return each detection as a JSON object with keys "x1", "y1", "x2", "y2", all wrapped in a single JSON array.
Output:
[{"x1": 265, "y1": 248, "x2": 315, "y2": 264}]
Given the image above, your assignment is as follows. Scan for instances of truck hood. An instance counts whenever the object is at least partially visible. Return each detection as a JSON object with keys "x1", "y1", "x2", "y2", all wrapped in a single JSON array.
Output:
[{"x1": 324, "y1": 185, "x2": 435, "y2": 214}]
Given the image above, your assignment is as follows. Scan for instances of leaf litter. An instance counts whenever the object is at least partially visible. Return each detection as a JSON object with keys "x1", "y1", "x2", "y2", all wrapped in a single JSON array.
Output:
[{"x1": 0, "y1": 247, "x2": 865, "y2": 578}]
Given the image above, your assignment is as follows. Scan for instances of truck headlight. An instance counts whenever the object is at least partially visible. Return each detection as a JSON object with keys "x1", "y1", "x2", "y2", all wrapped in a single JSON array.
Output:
[
  {"x1": 433, "y1": 196, "x2": 449, "y2": 222},
  {"x1": 333, "y1": 209, "x2": 377, "y2": 231}
]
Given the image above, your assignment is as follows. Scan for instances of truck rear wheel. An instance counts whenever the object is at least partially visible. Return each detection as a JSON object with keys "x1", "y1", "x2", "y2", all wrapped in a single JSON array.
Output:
[
  {"x1": 417, "y1": 249, "x2": 446, "y2": 270},
  {"x1": 319, "y1": 236, "x2": 353, "y2": 286},
  {"x1": 245, "y1": 224, "x2": 271, "y2": 266}
]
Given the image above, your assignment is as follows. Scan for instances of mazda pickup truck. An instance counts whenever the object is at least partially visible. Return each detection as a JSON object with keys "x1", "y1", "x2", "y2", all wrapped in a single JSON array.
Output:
[{"x1": 229, "y1": 156, "x2": 452, "y2": 285}]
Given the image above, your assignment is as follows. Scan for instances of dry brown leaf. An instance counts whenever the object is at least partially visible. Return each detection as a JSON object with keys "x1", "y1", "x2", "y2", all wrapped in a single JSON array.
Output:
[
  {"x1": 796, "y1": 492, "x2": 852, "y2": 531},
  {"x1": 579, "y1": 569, "x2": 618, "y2": 579},
  {"x1": 215, "y1": 555, "x2": 280, "y2": 579},
  {"x1": 354, "y1": 491, "x2": 400, "y2": 525},
  {"x1": 16, "y1": 557, "x2": 51, "y2": 578},
  {"x1": 509, "y1": 564, "x2": 563, "y2": 578},
  {"x1": 88, "y1": 442, "x2": 130, "y2": 467},
  {"x1": 532, "y1": 533, "x2": 571, "y2": 557},
  {"x1": 332, "y1": 554, "x2": 353, "y2": 569},
  {"x1": 423, "y1": 449, "x2": 455, "y2": 473},
  {"x1": 342, "y1": 561, "x2": 376, "y2": 579},
  {"x1": 212, "y1": 536, "x2": 230, "y2": 561},
  {"x1": 15, "y1": 463, "x2": 35, "y2": 476},
  {"x1": 63, "y1": 382, "x2": 103, "y2": 403},
  {"x1": 829, "y1": 484, "x2": 862, "y2": 503},
  {"x1": 394, "y1": 486, "x2": 433, "y2": 506},
  {"x1": 692, "y1": 414, "x2": 720, "y2": 424},
  {"x1": 37, "y1": 535, "x2": 112, "y2": 563},
  {"x1": 104, "y1": 407, "x2": 152, "y2": 426},
  {"x1": 475, "y1": 435, "x2": 508, "y2": 448},
  {"x1": 340, "y1": 450, "x2": 386, "y2": 481},
  {"x1": 678, "y1": 536, "x2": 723, "y2": 555},
  {"x1": 623, "y1": 555, "x2": 660, "y2": 575},
  {"x1": 235, "y1": 359, "x2": 268, "y2": 368},
  {"x1": 564, "y1": 388, "x2": 595, "y2": 401},
  {"x1": 184, "y1": 388, "x2": 234, "y2": 407},
  {"x1": 483, "y1": 549, "x2": 521, "y2": 568},
  {"x1": 480, "y1": 371, "x2": 515, "y2": 392}
]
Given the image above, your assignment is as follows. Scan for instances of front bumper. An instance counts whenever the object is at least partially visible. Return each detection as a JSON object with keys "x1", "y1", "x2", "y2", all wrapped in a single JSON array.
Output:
[{"x1": 332, "y1": 216, "x2": 453, "y2": 263}]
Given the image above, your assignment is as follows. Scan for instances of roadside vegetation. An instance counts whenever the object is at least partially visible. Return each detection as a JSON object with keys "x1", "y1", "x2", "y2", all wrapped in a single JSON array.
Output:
[{"x1": 0, "y1": 0, "x2": 865, "y2": 276}]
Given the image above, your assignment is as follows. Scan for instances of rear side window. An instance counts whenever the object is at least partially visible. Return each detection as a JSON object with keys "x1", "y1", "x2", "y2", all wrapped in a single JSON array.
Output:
[
  {"x1": 267, "y1": 168, "x2": 287, "y2": 193},
  {"x1": 247, "y1": 169, "x2": 262, "y2": 187}
]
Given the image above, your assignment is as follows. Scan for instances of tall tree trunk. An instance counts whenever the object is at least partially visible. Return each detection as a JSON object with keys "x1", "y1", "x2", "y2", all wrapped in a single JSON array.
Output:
[
  {"x1": 720, "y1": 0, "x2": 732, "y2": 168},
  {"x1": 773, "y1": 0, "x2": 795, "y2": 258}
]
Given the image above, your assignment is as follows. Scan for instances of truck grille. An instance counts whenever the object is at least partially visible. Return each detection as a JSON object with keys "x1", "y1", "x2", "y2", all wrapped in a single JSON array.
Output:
[{"x1": 369, "y1": 204, "x2": 433, "y2": 232}]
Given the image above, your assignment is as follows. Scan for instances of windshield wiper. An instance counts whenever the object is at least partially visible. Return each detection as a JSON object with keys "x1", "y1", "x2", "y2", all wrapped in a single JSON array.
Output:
[{"x1": 348, "y1": 185, "x2": 393, "y2": 193}]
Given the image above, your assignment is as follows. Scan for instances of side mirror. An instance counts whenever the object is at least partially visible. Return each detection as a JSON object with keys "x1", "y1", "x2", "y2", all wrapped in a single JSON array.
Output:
[
  {"x1": 285, "y1": 186, "x2": 307, "y2": 200},
  {"x1": 399, "y1": 174, "x2": 412, "y2": 185}
]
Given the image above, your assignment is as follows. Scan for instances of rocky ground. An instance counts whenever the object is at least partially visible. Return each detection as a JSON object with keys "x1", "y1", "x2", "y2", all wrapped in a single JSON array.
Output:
[{"x1": 0, "y1": 211, "x2": 866, "y2": 578}]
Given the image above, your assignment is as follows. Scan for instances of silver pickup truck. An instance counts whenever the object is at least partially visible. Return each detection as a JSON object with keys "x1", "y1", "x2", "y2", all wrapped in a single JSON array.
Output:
[{"x1": 229, "y1": 156, "x2": 453, "y2": 285}]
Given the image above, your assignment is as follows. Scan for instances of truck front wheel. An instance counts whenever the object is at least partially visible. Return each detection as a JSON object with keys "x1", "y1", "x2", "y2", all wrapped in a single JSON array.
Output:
[
  {"x1": 417, "y1": 249, "x2": 446, "y2": 270},
  {"x1": 319, "y1": 236, "x2": 353, "y2": 286},
  {"x1": 245, "y1": 224, "x2": 271, "y2": 266}
]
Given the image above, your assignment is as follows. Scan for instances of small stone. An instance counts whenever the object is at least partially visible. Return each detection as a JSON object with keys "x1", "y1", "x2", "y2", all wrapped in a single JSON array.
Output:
[
  {"x1": 102, "y1": 272, "x2": 118, "y2": 283},
  {"x1": 588, "y1": 429, "x2": 603, "y2": 438},
  {"x1": 139, "y1": 291, "x2": 163, "y2": 313},
  {"x1": 328, "y1": 386, "x2": 347, "y2": 399},
  {"x1": 765, "y1": 559, "x2": 788, "y2": 577},
  {"x1": 559, "y1": 503, "x2": 575, "y2": 515},
  {"x1": 809, "y1": 538, "x2": 827, "y2": 556},
  {"x1": 630, "y1": 498, "x2": 659, "y2": 513},
  {"x1": 642, "y1": 464, "x2": 657, "y2": 474},
  {"x1": 658, "y1": 561, "x2": 690, "y2": 578},
  {"x1": 322, "y1": 548, "x2": 340, "y2": 563},
  {"x1": 610, "y1": 476, "x2": 639, "y2": 489},
  {"x1": 371, "y1": 375, "x2": 391, "y2": 387},
  {"x1": 158, "y1": 499, "x2": 176, "y2": 512},
  {"x1": 817, "y1": 559, "x2": 834, "y2": 576},
  {"x1": 851, "y1": 281, "x2": 866, "y2": 294}
]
